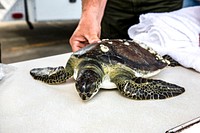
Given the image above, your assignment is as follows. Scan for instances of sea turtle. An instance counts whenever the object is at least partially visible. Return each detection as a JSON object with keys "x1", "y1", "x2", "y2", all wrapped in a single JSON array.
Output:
[{"x1": 30, "y1": 39, "x2": 185, "y2": 101}]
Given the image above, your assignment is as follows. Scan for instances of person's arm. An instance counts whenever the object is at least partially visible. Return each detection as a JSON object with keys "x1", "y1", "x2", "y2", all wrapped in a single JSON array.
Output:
[{"x1": 69, "y1": 0, "x2": 107, "y2": 52}]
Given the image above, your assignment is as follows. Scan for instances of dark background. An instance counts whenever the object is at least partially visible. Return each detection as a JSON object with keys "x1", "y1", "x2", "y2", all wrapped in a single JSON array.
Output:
[{"x1": 0, "y1": 20, "x2": 78, "y2": 63}]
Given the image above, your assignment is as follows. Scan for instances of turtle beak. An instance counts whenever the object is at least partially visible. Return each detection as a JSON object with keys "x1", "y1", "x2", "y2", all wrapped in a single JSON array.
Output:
[
  {"x1": 78, "y1": 92, "x2": 93, "y2": 101},
  {"x1": 76, "y1": 85, "x2": 99, "y2": 101},
  {"x1": 75, "y1": 80, "x2": 100, "y2": 101},
  {"x1": 79, "y1": 94, "x2": 87, "y2": 100}
]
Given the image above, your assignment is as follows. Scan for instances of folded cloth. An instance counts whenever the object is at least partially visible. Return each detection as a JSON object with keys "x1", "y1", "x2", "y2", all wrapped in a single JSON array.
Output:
[{"x1": 128, "y1": 6, "x2": 200, "y2": 72}]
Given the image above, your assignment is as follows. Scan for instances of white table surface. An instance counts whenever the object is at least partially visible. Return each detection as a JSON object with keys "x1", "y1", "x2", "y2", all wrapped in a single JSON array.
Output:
[{"x1": 0, "y1": 53, "x2": 200, "y2": 133}]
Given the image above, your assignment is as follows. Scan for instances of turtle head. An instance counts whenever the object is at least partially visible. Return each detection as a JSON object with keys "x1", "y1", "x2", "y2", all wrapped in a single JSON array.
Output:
[
  {"x1": 75, "y1": 69, "x2": 102, "y2": 101},
  {"x1": 75, "y1": 60, "x2": 104, "y2": 101}
]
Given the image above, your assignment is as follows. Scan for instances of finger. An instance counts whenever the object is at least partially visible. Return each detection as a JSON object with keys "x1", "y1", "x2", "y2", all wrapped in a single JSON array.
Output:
[
  {"x1": 71, "y1": 45, "x2": 82, "y2": 52},
  {"x1": 71, "y1": 39, "x2": 89, "y2": 52},
  {"x1": 87, "y1": 34, "x2": 100, "y2": 44},
  {"x1": 71, "y1": 42, "x2": 86, "y2": 52},
  {"x1": 70, "y1": 35, "x2": 86, "y2": 51}
]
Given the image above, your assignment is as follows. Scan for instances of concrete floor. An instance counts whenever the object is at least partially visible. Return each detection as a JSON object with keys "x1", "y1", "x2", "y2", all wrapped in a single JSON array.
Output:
[{"x1": 0, "y1": 20, "x2": 78, "y2": 63}]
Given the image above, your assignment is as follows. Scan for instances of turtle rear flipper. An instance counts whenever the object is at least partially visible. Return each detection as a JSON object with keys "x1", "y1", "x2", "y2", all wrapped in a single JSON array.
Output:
[
  {"x1": 30, "y1": 66, "x2": 71, "y2": 84},
  {"x1": 112, "y1": 75, "x2": 185, "y2": 100},
  {"x1": 163, "y1": 55, "x2": 181, "y2": 67}
]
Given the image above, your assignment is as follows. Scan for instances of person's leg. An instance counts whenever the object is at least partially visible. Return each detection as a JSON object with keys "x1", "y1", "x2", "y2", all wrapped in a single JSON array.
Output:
[
  {"x1": 101, "y1": 0, "x2": 136, "y2": 39},
  {"x1": 101, "y1": 0, "x2": 183, "y2": 39}
]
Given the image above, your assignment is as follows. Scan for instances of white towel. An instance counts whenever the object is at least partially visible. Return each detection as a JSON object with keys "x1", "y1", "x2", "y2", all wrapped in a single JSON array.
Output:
[{"x1": 128, "y1": 6, "x2": 200, "y2": 72}]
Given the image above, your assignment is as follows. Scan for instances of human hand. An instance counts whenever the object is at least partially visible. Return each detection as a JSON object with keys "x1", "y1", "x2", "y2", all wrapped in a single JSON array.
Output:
[{"x1": 69, "y1": 16, "x2": 101, "y2": 52}]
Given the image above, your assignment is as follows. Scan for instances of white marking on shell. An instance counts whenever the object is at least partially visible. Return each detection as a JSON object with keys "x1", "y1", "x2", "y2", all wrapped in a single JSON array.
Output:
[
  {"x1": 102, "y1": 39, "x2": 109, "y2": 41},
  {"x1": 100, "y1": 44, "x2": 109, "y2": 52},
  {"x1": 118, "y1": 39, "x2": 123, "y2": 42},
  {"x1": 97, "y1": 40, "x2": 102, "y2": 43},
  {"x1": 124, "y1": 41, "x2": 130, "y2": 45},
  {"x1": 108, "y1": 41, "x2": 113, "y2": 44}
]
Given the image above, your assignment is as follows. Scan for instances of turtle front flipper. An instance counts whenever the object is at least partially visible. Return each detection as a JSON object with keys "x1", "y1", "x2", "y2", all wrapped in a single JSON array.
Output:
[
  {"x1": 112, "y1": 75, "x2": 185, "y2": 100},
  {"x1": 30, "y1": 66, "x2": 72, "y2": 84},
  {"x1": 75, "y1": 60, "x2": 104, "y2": 101},
  {"x1": 30, "y1": 56, "x2": 75, "y2": 84}
]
